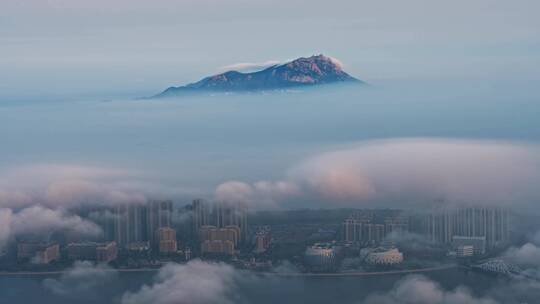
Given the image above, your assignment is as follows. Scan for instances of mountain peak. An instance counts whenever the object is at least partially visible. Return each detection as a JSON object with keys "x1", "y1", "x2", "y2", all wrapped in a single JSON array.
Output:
[
  {"x1": 290, "y1": 54, "x2": 343, "y2": 70},
  {"x1": 154, "y1": 55, "x2": 362, "y2": 98}
]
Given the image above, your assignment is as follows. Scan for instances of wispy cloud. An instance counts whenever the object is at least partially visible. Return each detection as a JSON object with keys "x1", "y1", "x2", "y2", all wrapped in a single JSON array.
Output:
[
  {"x1": 219, "y1": 60, "x2": 281, "y2": 73},
  {"x1": 0, "y1": 206, "x2": 102, "y2": 251},
  {"x1": 326, "y1": 56, "x2": 344, "y2": 69},
  {"x1": 0, "y1": 164, "x2": 145, "y2": 208},
  {"x1": 215, "y1": 180, "x2": 299, "y2": 209}
]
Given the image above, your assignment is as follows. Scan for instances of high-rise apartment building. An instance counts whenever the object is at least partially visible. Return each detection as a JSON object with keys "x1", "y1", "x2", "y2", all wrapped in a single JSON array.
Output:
[
  {"x1": 111, "y1": 200, "x2": 173, "y2": 248},
  {"x1": 342, "y1": 215, "x2": 405, "y2": 245},
  {"x1": 362, "y1": 223, "x2": 386, "y2": 245},
  {"x1": 192, "y1": 199, "x2": 248, "y2": 243},
  {"x1": 384, "y1": 216, "x2": 409, "y2": 236},
  {"x1": 147, "y1": 200, "x2": 173, "y2": 247},
  {"x1": 215, "y1": 202, "x2": 248, "y2": 242},
  {"x1": 342, "y1": 218, "x2": 363, "y2": 242},
  {"x1": 192, "y1": 199, "x2": 211, "y2": 237},
  {"x1": 113, "y1": 203, "x2": 147, "y2": 246},
  {"x1": 426, "y1": 207, "x2": 510, "y2": 249}
]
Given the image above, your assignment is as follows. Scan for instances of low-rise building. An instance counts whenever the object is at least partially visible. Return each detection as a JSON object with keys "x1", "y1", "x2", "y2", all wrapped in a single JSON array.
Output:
[
  {"x1": 362, "y1": 247, "x2": 403, "y2": 265},
  {"x1": 201, "y1": 240, "x2": 235, "y2": 255},
  {"x1": 67, "y1": 242, "x2": 98, "y2": 260},
  {"x1": 456, "y1": 245, "x2": 474, "y2": 258},
  {"x1": 17, "y1": 242, "x2": 59, "y2": 264},
  {"x1": 126, "y1": 241, "x2": 151, "y2": 253},
  {"x1": 254, "y1": 229, "x2": 272, "y2": 253},
  {"x1": 96, "y1": 242, "x2": 118, "y2": 262},
  {"x1": 67, "y1": 242, "x2": 118, "y2": 262},
  {"x1": 199, "y1": 225, "x2": 240, "y2": 255},
  {"x1": 304, "y1": 243, "x2": 339, "y2": 271},
  {"x1": 452, "y1": 236, "x2": 486, "y2": 255}
]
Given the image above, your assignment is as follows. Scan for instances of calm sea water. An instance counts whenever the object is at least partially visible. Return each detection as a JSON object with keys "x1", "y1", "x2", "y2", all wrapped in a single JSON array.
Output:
[{"x1": 0, "y1": 268, "x2": 506, "y2": 304}]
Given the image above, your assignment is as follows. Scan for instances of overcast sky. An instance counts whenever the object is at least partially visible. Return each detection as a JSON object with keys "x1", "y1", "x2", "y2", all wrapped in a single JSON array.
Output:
[{"x1": 1, "y1": 0, "x2": 539, "y2": 99}]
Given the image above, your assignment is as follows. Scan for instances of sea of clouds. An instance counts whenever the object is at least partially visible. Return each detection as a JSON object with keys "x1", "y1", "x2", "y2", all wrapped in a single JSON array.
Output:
[{"x1": 2, "y1": 138, "x2": 540, "y2": 251}]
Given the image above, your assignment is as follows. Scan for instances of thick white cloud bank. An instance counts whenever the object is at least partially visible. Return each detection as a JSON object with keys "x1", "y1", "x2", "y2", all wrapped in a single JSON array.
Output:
[
  {"x1": 2, "y1": 139, "x2": 538, "y2": 212},
  {"x1": 215, "y1": 180, "x2": 299, "y2": 209},
  {"x1": 0, "y1": 164, "x2": 149, "y2": 209},
  {"x1": 0, "y1": 164, "x2": 146, "y2": 251},
  {"x1": 0, "y1": 206, "x2": 102, "y2": 251},
  {"x1": 216, "y1": 138, "x2": 540, "y2": 210},
  {"x1": 121, "y1": 260, "x2": 241, "y2": 304},
  {"x1": 1, "y1": 138, "x2": 539, "y2": 251},
  {"x1": 0, "y1": 163, "x2": 203, "y2": 209},
  {"x1": 0, "y1": 163, "x2": 198, "y2": 251}
]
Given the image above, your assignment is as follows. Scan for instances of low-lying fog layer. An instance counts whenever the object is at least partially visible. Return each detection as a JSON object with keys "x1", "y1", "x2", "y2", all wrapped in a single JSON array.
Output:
[{"x1": 1, "y1": 83, "x2": 539, "y2": 207}]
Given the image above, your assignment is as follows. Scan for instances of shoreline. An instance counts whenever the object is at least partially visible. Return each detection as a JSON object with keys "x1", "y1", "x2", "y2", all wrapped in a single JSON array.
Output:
[
  {"x1": 0, "y1": 263, "x2": 459, "y2": 278},
  {"x1": 0, "y1": 268, "x2": 160, "y2": 276},
  {"x1": 264, "y1": 264, "x2": 459, "y2": 277}
]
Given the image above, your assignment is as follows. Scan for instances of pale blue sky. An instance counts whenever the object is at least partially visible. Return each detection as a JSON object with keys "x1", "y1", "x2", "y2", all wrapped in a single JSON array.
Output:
[{"x1": 1, "y1": 0, "x2": 539, "y2": 100}]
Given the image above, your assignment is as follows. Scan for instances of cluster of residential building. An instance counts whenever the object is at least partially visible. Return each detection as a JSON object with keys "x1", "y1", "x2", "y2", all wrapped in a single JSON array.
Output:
[
  {"x1": 7, "y1": 202, "x2": 511, "y2": 275},
  {"x1": 308, "y1": 207, "x2": 513, "y2": 272},
  {"x1": 425, "y1": 207, "x2": 509, "y2": 250},
  {"x1": 341, "y1": 207, "x2": 509, "y2": 257},
  {"x1": 13, "y1": 199, "x2": 249, "y2": 266},
  {"x1": 193, "y1": 199, "x2": 248, "y2": 256},
  {"x1": 342, "y1": 212, "x2": 409, "y2": 245}
]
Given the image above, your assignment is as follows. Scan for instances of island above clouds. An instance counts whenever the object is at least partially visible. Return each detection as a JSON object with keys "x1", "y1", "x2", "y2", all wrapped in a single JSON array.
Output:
[{"x1": 152, "y1": 54, "x2": 363, "y2": 98}]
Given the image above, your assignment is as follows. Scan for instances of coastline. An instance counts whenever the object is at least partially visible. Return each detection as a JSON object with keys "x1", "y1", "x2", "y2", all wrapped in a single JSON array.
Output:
[{"x1": 0, "y1": 263, "x2": 459, "y2": 278}]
